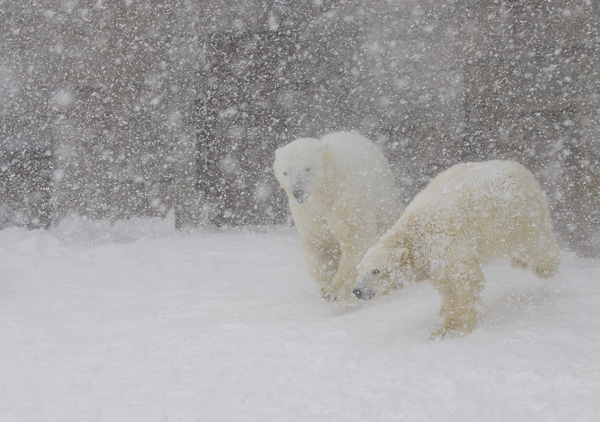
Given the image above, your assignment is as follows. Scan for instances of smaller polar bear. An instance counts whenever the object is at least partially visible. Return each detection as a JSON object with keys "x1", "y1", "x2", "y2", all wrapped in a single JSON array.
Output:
[
  {"x1": 274, "y1": 131, "x2": 403, "y2": 303},
  {"x1": 353, "y1": 160, "x2": 560, "y2": 338}
]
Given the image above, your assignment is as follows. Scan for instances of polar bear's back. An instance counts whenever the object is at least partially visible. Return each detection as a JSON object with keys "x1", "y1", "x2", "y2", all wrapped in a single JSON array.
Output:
[
  {"x1": 407, "y1": 160, "x2": 545, "y2": 213},
  {"x1": 321, "y1": 131, "x2": 387, "y2": 171},
  {"x1": 322, "y1": 132, "x2": 395, "y2": 187},
  {"x1": 322, "y1": 131, "x2": 402, "y2": 220},
  {"x1": 403, "y1": 160, "x2": 553, "y2": 260}
]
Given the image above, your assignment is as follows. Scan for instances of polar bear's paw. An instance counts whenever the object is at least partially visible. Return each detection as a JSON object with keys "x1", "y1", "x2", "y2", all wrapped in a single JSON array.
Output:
[
  {"x1": 321, "y1": 287, "x2": 337, "y2": 302},
  {"x1": 430, "y1": 319, "x2": 475, "y2": 340},
  {"x1": 321, "y1": 287, "x2": 360, "y2": 309}
]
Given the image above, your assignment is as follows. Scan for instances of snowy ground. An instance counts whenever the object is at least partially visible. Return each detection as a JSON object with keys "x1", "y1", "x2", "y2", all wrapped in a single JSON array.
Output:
[{"x1": 1, "y1": 216, "x2": 599, "y2": 422}]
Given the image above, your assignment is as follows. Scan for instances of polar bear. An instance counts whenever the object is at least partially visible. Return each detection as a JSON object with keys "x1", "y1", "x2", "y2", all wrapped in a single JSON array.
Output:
[
  {"x1": 353, "y1": 160, "x2": 560, "y2": 338},
  {"x1": 273, "y1": 131, "x2": 403, "y2": 303}
]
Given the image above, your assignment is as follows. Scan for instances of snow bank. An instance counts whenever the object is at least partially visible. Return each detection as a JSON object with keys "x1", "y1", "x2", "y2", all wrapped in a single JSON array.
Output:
[{"x1": 0, "y1": 221, "x2": 598, "y2": 421}]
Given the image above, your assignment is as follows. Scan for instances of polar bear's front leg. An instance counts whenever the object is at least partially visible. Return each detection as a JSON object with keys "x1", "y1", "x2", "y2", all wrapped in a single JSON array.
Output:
[
  {"x1": 324, "y1": 245, "x2": 368, "y2": 303},
  {"x1": 301, "y1": 235, "x2": 341, "y2": 295},
  {"x1": 294, "y1": 210, "x2": 342, "y2": 296},
  {"x1": 431, "y1": 261, "x2": 485, "y2": 339}
]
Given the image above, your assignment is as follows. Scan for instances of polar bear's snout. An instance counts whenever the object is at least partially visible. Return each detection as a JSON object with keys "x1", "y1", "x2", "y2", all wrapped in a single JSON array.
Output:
[
  {"x1": 353, "y1": 287, "x2": 375, "y2": 300},
  {"x1": 292, "y1": 186, "x2": 308, "y2": 203},
  {"x1": 353, "y1": 277, "x2": 376, "y2": 300}
]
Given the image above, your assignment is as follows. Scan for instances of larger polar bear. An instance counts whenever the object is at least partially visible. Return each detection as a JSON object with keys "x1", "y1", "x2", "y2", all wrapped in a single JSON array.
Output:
[
  {"x1": 274, "y1": 131, "x2": 403, "y2": 303},
  {"x1": 353, "y1": 160, "x2": 560, "y2": 338}
]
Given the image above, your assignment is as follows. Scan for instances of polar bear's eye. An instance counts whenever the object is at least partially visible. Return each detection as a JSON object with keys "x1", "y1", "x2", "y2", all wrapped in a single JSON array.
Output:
[
  {"x1": 283, "y1": 171, "x2": 288, "y2": 176},
  {"x1": 305, "y1": 168, "x2": 311, "y2": 172},
  {"x1": 372, "y1": 269, "x2": 380, "y2": 275}
]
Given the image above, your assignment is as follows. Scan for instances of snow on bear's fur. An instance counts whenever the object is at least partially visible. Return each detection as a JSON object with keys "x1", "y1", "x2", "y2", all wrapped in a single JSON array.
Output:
[
  {"x1": 274, "y1": 131, "x2": 403, "y2": 303},
  {"x1": 353, "y1": 160, "x2": 560, "y2": 338}
]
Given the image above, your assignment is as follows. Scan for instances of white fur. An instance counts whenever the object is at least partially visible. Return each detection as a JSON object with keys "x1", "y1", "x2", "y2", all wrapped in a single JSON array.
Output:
[
  {"x1": 354, "y1": 160, "x2": 560, "y2": 338},
  {"x1": 274, "y1": 131, "x2": 403, "y2": 303}
]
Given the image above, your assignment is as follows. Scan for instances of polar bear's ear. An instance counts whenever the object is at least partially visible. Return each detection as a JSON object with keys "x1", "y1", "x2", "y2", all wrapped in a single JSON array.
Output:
[{"x1": 393, "y1": 247, "x2": 409, "y2": 263}]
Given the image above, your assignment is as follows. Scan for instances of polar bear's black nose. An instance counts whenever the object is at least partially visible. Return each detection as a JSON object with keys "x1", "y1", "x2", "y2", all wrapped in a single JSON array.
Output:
[
  {"x1": 353, "y1": 288, "x2": 374, "y2": 301},
  {"x1": 293, "y1": 188, "x2": 307, "y2": 203}
]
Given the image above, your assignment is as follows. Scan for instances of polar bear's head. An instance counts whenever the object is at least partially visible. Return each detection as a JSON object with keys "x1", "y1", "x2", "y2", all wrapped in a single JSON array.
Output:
[
  {"x1": 353, "y1": 239, "x2": 415, "y2": 300},
  {"x1": 273, "y1": 138, "x2": 328, "y2": 204}
]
